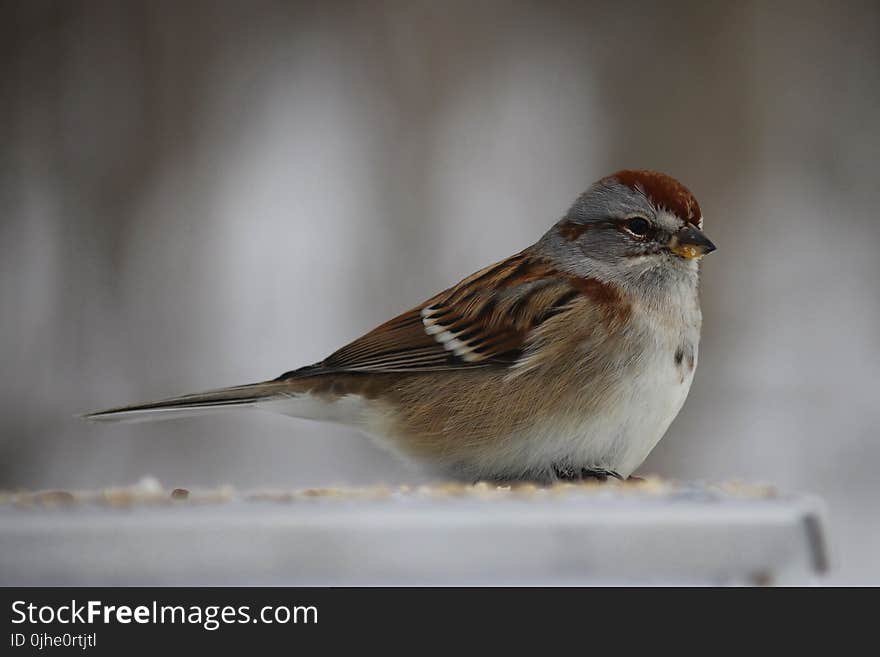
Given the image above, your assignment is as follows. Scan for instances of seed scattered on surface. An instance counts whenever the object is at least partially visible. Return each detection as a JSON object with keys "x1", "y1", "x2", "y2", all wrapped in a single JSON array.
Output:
[
  {"x1": 34, "y1": 490, "x2": 76, "y2": 506},
  {"x1": 0, "y1": 478, "x2": 779, "y2": 509}
]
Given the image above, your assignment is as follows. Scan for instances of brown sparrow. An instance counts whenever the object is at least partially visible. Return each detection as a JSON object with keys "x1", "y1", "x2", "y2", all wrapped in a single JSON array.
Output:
[{"x1": 86, "y1": 170, "x2": 715, "y2": 482}]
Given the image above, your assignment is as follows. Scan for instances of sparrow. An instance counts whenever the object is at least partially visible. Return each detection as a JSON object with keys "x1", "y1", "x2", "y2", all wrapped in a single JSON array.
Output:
[{"x1": 86, "y1": 170, "x2": 715, "y2": 483}]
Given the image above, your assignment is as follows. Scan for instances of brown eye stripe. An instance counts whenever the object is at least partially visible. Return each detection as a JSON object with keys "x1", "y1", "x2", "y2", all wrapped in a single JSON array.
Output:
[
  {"x1": 558, "y1": 220, "x2": 589, "y2": 241},
  {"x1": 561, "y1": 218, "x2": 650, "y2": 241}
]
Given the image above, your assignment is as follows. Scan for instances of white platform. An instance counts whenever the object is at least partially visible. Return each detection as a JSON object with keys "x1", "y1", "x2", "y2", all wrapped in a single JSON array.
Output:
[{"x1": 0, "y1": 479, "x2": 828, "y2": 586}]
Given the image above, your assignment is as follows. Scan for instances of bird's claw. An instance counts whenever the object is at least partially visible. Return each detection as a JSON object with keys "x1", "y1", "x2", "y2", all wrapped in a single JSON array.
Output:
[{"x1": 552, "y1": 465, "x2": 623, "y2": 482}]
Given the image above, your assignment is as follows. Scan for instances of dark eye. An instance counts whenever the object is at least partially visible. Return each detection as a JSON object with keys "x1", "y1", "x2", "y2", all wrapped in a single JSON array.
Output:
[{"x1": 625, "y1": 217, "x2": 651, "y2": 237}]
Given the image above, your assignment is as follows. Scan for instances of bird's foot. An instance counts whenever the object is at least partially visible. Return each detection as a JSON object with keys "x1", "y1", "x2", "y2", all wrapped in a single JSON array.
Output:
[{"x1": 552, "y1": 465, "x2": 623, "y2": 482}]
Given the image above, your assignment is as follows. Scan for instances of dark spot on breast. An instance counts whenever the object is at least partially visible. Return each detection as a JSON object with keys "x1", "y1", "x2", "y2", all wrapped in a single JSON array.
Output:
[{"x1": 674, "y1": 343, "x2": 696, "y2": 378}]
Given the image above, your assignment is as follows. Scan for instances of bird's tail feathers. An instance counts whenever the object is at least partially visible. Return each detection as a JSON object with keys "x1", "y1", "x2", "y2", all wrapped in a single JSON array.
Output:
[{"x1": 81, "y1": 381, "x2": 289, "y2": 424}]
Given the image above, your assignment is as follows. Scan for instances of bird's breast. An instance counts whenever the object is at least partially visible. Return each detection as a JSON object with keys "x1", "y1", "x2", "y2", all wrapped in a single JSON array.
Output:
[{"x1": 475, "y1": 299, "x2": 702, "y2": 480}]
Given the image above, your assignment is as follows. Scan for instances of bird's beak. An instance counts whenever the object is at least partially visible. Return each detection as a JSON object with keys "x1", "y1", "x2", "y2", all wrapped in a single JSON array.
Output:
[{"x1": 668, "y1": 224, "x2": 716, "y2": 259}]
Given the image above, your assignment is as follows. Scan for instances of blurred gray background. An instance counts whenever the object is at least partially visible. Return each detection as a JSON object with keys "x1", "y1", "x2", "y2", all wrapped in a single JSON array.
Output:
[{"x1": 1, "y1": 0, "x2": 878, "y2": 584}]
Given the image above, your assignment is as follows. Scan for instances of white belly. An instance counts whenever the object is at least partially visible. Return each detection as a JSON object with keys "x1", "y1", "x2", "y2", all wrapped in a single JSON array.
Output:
[{"x1": 463, "y1": 341, "x2": 698, "y2": 480}]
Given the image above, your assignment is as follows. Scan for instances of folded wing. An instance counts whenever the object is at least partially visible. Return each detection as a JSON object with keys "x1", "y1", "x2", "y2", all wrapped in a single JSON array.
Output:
[{"x1": 280, "y1": 252, "x2": 583, "y2": 377}]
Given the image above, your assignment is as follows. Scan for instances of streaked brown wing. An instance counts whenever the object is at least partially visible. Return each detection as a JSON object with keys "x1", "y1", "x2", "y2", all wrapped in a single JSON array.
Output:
[{"x1": 280, "y1": 252, "x2": 582, "y2": 377}]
